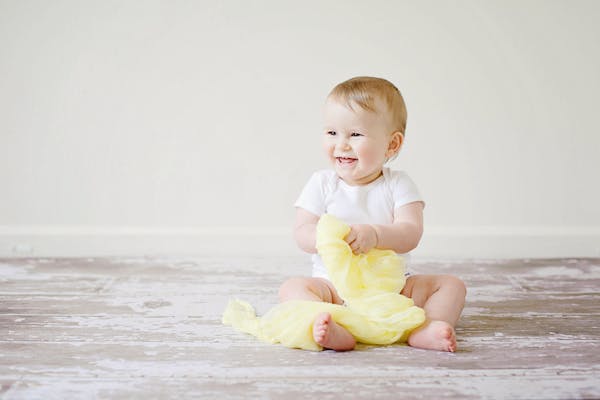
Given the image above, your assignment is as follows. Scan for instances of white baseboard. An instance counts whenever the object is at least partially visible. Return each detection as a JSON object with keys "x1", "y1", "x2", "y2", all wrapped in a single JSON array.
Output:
[
  {"x1": 1, "y1": 225, "x2": 599, "y2": 259},
  {"x1": 0, "y1": 226, "x2": 300, "y2": 258},
  {"x1": 413, "y1": 226, "x2": 600, "y2": 259}
]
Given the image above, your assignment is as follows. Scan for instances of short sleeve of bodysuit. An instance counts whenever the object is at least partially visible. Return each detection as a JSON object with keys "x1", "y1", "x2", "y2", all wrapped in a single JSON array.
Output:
[
  {"x1": 294, "y1": 171, "x2": 333, "y2": 217},
  {"x1": 386, "y1": 170, "x2": 425, "y2": 210}
]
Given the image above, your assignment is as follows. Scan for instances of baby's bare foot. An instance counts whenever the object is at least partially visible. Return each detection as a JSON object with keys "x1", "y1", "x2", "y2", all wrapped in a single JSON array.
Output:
[
  {"x1": 313, "y1": 312, "x2": 356, "y2": 351},
  {"x1": 408, "y1": 320, "x2": 457, "y2": 352}
]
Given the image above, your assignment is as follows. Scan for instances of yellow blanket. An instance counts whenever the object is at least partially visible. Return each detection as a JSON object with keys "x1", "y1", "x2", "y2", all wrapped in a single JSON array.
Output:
[{"x1": 222, "y1": 214, "x2": 426, "y2": 351}]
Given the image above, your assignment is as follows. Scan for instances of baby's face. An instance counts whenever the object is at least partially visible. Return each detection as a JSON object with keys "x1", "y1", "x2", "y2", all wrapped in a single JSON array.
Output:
[{"x1": 322, "y1": 97, "x2": 396, "y2": 186}]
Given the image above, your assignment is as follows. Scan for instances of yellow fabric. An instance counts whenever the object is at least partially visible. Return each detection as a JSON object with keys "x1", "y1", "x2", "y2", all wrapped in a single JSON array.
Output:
[{"x1": 222, "y1": 214, "x2": 426, "y2": 351}]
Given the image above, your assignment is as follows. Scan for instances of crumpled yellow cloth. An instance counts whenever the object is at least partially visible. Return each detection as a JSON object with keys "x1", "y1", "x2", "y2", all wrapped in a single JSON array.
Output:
[{"x1": 222, "y1": 214, "x2": 426, "y2": 351}]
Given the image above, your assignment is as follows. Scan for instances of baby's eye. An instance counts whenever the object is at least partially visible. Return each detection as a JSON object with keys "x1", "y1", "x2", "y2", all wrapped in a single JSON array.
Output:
[
  {"x1": 351, "y1": 132, "x2": 363, "y2": 137},
  {"x1": 326, "y1": 130, "x2": 337, "y2": 136}
]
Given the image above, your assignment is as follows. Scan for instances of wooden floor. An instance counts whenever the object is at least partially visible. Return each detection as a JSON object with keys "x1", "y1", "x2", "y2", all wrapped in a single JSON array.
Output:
[{"x1": 1, "y1": 256, "x2": 599, "y2": 399}]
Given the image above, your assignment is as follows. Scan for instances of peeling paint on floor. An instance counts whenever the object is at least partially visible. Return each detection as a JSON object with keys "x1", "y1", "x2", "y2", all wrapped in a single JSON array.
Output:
[{"x1": 1, "y1": 256, "x2": 599, "y2": 399}]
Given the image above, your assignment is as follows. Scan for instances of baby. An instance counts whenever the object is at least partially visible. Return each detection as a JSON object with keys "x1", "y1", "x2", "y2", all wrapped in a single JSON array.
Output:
[{"x1": 279, "y1": 76, "x2": 466, "y2": 352}]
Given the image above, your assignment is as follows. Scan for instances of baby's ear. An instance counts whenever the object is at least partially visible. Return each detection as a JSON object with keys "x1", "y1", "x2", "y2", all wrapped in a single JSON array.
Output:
[{"x1": 386, "y1": 131, "x2": 404, "y2": 157}]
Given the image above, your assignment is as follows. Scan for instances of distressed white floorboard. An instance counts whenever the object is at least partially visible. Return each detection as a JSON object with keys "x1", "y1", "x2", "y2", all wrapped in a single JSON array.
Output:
[{"x1": 1, "y1": 256, "x2": 599, "y2": 399}]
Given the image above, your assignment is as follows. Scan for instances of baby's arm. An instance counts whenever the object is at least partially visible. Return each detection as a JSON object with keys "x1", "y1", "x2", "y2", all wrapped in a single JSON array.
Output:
[
  {"x1": 346, "y1": 201, "x2": 423, "y2": 254},
  {"x1": 294, "y1": 208, "x2": 320, "y2": 254},
  {"x1": 372, "y1": 201, "x2": 424, "y2": 253}
]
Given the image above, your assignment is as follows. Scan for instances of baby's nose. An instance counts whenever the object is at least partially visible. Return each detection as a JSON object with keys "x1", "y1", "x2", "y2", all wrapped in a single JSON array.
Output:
[{"x1": 335, "y1": 137, "x2": 351, "y2": 151}]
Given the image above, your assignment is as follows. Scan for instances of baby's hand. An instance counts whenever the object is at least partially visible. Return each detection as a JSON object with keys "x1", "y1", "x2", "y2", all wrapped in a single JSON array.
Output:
[{"x1": 345, "y1": 224, "x2": 378, "y2": 254}]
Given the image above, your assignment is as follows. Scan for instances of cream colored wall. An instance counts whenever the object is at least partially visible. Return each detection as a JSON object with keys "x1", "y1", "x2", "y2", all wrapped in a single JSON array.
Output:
[{"x1": 1, "y1": 1, "x2": 599, "y2": 258}]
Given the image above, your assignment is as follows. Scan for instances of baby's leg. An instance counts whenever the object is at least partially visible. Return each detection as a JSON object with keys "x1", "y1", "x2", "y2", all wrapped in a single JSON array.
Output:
[
  {"x1": 278, "y1": 277, "x2": 344, "y2": 304},
  {"x1": 279, "y1": 277, "x2": 355, "y2": 351},
  {"x1": 401, "y1": 274, "x2": 466, "y2": 352}
]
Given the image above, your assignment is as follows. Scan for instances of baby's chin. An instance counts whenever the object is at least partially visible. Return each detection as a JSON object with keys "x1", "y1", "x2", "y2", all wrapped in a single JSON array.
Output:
[{"x1": 335, "y1": 169, "x2": 383, "y2": 186}]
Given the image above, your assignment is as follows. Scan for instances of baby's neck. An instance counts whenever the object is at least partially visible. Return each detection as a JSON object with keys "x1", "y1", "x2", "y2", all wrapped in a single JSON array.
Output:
[{"x1": 339, "y1": 170, "x2": 383, "y2": 186}]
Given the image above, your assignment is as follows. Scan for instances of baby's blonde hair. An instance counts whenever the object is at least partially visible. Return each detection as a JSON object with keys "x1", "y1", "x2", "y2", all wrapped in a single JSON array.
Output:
[{"x1": 328, "y1": 76, "x2": 408, "y2": 136}]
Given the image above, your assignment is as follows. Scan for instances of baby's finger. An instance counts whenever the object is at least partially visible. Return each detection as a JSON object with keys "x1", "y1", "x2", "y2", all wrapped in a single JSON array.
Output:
[
  {"x1": 345, "y1": 230, "x2": 356, "y2": 245},
  {"x1": 352, "y1": 241, "x2": 364, "y2": 254}
]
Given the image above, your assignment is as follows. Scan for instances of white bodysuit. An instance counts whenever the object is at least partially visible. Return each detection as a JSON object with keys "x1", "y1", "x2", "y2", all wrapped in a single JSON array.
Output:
[{"x1": 294, "y1": 168, "x2": 424, "y2": 280}]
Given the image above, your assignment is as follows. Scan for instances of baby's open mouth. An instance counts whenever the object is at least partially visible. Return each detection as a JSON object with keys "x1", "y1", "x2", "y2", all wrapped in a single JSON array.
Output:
[{"x1": 336, "y1": 157, "x2": 357, "y2": 166}]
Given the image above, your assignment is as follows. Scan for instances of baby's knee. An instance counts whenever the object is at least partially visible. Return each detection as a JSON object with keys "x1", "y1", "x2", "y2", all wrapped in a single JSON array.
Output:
[
  {"x1": 278, "y1": 277, "x2": 310, "y2": 302},
  {"x1": 443, "y1": 275, "x2": 467, "y2": 297}
]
